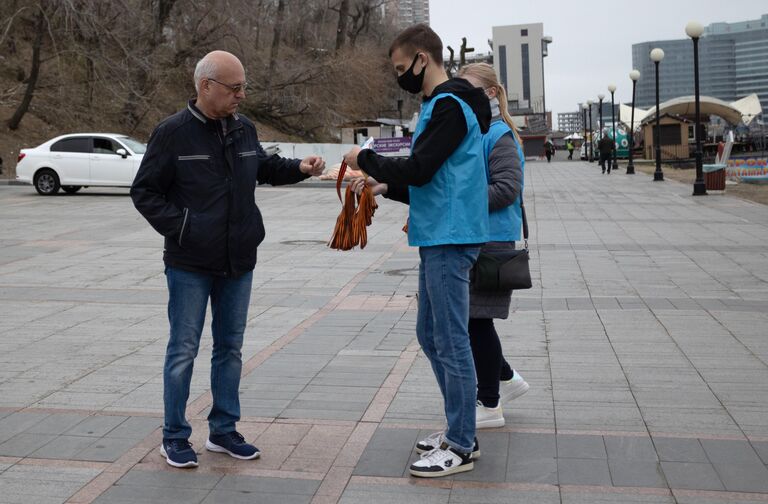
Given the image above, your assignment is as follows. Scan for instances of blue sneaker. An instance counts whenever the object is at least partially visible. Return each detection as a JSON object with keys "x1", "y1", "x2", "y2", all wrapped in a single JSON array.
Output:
[
  {"x1": 206, "y1": 431, "x2": 260, "y2": 460},
  {"x1": 160, "y1": 438, "x2": 198, "y2": 468}
]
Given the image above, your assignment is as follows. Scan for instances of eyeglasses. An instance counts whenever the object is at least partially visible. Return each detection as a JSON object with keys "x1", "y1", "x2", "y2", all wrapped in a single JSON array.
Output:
[{"x1": 207, "y1": 78, "x2": 248, "y2": 94}]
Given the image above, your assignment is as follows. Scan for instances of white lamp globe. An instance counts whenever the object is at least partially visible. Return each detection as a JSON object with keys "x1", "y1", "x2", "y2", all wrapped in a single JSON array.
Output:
[
  {"x1": 598, "y1": 93, "x2": 605, "y2": 100},
  {"x1": 686, "y1": 21, "x2": 704, "y2": 39},
  {"x1": 629, "y1": 69, "x2": 641, "y2": 81},
  {"x1": 650, "y1": 48, "x2": 665, "y2": 62},
  {"x1": 608, "y1": 84, "x2": 617, "y2": 93}
]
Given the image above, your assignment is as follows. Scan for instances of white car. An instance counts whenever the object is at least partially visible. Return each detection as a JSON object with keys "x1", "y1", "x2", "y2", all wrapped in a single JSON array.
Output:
[{"x1": 15, "y1": 133, "x2": 147, "y2": 195}]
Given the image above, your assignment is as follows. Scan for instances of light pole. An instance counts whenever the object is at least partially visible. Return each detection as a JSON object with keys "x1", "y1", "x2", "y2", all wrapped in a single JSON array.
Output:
[
  {"x1": 608, "y1": 84, "x2": 618, "y2": 172},
  {"x1": 650, "y1": 48, "x2": 665, "y2": 181},
  {"x1": 597, "y1": 94, "x2": 605, "y2": 142},
  {"x1": 686, "y1": 21, "x2": 707, "y2": 195},
  {"x1": 627, "y1": 69, "x2": 640, "y2": 174},
  {"x1": 587, "y1": 100, "x2": 594, "y2": 162},
  {"x1": 541, "y1": 36, "x2": 552, "y2": 130},
  {"x1": 582, "y1": 103, "x2": 589, "y2": 160}
]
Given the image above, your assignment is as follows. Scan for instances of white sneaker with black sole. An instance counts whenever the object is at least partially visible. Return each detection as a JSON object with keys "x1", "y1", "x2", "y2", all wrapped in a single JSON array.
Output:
[
  {"x1": 409, "y1": 442, "x2": 474, "y2": 478},
  {"x1": 415, "y1": 431, "x2": 481, "y2": 459},
  {"x1": 476, "y1": 400, "x2": 505, "y2": 429},
  {"x1": 500, "y1": 370, "x2": 530, "y2": 405}
]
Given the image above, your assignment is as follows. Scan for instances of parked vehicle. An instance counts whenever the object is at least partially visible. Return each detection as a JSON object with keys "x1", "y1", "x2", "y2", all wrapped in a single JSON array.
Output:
[
  {"x1": 15, "y1": 133, "x2": 146, "y2": 195},
  {"x1": 580, "y1": 141, "x2": 592, "y2": 160}
]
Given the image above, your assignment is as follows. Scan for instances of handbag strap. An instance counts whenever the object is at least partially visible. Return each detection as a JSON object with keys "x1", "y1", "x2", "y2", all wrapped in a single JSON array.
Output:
[{"x1": 520, "y1": 196, "x2": 529, "y2": 250}]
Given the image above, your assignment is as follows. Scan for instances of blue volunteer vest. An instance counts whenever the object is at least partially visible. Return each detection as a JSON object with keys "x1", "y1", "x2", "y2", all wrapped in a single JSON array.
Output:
[
  {"x1": 483, "y1": 121, "x2": 524, "y2": 241},
  {"x1": 408, "y1": 93, "x2": 490, "y2": 246}
]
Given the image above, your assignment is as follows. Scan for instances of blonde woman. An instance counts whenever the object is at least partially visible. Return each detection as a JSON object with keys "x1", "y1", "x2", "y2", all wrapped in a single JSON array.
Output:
[{"x1": 457, "y1": 63, "x2": 529, "y2": 429}]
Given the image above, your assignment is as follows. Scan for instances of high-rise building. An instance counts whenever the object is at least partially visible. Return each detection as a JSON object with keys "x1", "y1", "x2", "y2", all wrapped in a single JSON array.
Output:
[
  {"x1": 632, "y1": 14, "x2": 768, "y2": 118},
  {"x1": 389, "y1": 0, "x2": 430, "y2": 29},
  {"x1": 491, "y1": 23, "x2": 552, "y2": 125},
  {"x1": 558, "y1": 111, "x2": 583, "y2": 133}
]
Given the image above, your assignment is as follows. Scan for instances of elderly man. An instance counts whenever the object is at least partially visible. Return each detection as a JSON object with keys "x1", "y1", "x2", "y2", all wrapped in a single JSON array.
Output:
[{"x1": 131, "y1": 50, "x2": 324, "y2": 468}]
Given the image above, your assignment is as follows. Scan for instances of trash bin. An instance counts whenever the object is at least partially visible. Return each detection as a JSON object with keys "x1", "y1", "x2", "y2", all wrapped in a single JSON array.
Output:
[{"x1": 703, "y1": 163, "x2": 726, "y2": 190}]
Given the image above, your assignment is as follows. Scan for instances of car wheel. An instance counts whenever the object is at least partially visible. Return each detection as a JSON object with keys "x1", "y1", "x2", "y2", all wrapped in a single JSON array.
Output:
[
  {"x1": 34, "y1": 169, "x2": 61, "y2": 195},
  {"x1": 62, "y1": 185, "x2": 82, "y2": 194}
]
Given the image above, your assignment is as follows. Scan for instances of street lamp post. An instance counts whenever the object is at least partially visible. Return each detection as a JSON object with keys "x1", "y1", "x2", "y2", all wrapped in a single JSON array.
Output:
[
  {"x1": 627, "y1": 70, "x2": 640, "y2": 174},
  {"x1": 687, "y1": 21, "x2": 707, "y2": 195},
  {"x1": 587, "y1": 100, "x2": 594, "y2": 162},
  {"x1": 582, "y1": 103, "x2": 589, "y2": 160},
  {"x1": 597, "y1": 94, "x2": 605, "y2": 143},
  {"x1": 541, "y1": 36, "x2": 553, "y2": 130},
  {"x1": 608, "y1": 84, "x2": 618, "y2": 172},
  {"x1": 650, "y1": 48, "x2": 665, "y2": 181}
]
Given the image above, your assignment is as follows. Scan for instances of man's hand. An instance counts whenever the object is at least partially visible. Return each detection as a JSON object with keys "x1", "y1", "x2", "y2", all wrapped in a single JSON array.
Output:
[
  {"x1": 342, "y1": 146, "x2": 362, "y2": 171},
  {"x1": 350, "y1": 176, "x2": 388, "y2": 196},
  {"x1": 300, "y1": 156, "x2": 326, "y2": 176}
]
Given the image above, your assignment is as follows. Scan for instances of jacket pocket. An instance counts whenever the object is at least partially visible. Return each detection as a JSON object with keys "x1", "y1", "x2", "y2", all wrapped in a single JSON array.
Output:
[
  {"x1": 182, "y1": 210, "x2": 225, "y2": 258},
  {"x1": 177, "y1": 154, "x2": 220, "y2": 179},
  {"x1": 240, "y1": 206, "x2": 266, "y2": 253}
]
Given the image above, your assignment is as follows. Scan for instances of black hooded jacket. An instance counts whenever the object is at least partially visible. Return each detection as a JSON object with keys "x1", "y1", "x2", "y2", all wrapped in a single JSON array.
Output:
[{"x1": 357, "y1": 78, "x2": 491, "y2": 203}]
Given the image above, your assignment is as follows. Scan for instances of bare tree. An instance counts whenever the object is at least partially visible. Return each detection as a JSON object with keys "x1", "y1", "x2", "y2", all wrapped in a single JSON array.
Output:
[
  {"x1": 268, "y1": 0, "x2": 286, "y2": 75},
  {"x1": 7, "y1": 2, "x2": 47, "y2": 130},
  {"x1": 334, "y1": 0, "x2": 349, "y2": 52},
  {"x1": 1, "y1": 0, "x2": 403, "y2": 142}
]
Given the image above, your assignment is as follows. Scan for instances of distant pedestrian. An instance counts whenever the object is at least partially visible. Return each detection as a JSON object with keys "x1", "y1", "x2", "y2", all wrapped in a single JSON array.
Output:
[
  {"x1": 598, "y1": 134, "x2": 615, "y2": 173},
  {"x1": 544, "y1": 138, "x2": 555, "y2": 162},
  {"x1": 131, "y1": 50, "x2": 325, "y2": 469},
  {"x1": 566, "y1": 140, "x2": 574, "y2": 160}
]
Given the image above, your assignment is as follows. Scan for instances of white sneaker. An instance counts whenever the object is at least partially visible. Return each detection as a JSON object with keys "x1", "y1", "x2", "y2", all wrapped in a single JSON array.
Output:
[
  {"x1": 476, "y1": 400, "x2": 505, "y2": 429},
  {"x1": 500, "y1": 370, "x2": 530, "y2": 405},
  {"x1": 415, "y1": 431, "x2": 481, "y2": 458},
  {"x1": 409, "y1": 443, "x2": 474, "y2": 478}
]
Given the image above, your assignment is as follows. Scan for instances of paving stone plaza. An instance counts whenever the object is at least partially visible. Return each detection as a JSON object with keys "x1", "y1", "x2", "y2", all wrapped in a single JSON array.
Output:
[{"x1": 1, "y1": 159, "x2": 767, "y2": 503}]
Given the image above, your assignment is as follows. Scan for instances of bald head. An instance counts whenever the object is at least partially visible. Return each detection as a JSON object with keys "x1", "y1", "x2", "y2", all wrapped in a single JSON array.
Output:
[
  {"x1": 194, "y1": 51, "x2": 244, "y2": 93},
  {"x1": 193, "y1": 50, "x2": 247, "y2": 119}
]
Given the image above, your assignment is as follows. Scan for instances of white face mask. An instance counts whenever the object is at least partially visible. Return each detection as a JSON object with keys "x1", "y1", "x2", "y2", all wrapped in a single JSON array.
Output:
[{"x1": 489, "y1": 97, "x2": 500, "y2": 108}]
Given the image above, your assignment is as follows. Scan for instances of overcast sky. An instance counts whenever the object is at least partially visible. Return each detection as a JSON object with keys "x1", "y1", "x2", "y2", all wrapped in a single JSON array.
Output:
[{"x1": 429, "y1": 0, "x2": 767, "y2": 121}]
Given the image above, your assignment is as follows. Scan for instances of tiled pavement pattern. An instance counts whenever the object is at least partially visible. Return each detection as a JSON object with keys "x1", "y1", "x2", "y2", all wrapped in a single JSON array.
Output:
[{"x1": 0, "y1": 159, "x2": 767, "y2": 503}]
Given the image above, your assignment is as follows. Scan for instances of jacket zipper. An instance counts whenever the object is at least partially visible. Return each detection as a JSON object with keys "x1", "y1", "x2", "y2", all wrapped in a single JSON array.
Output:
[{"x1": 178, "y1": 207, "x2": 189, "y2": 247}]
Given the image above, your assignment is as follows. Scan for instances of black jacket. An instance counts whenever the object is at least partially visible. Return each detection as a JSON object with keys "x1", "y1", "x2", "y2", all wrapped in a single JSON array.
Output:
[
  {"x1": 357, "y1": 78, "x2": 491, "y2": 204},
  {"x1": 130, "y1": 101, "x2": 309, "y2": 277},
  {"x1": 598, "y1": 136, "x2": 615, "y2": 154}
]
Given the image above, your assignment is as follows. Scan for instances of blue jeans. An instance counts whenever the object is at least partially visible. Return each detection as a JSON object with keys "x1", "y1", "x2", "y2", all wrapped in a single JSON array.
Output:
[
  {"x1": 417, "y1": 244, "x2": 481, "y2": 454},
  {"x1": 163, "y1": 266, "x2": 252, "y2": 440}
]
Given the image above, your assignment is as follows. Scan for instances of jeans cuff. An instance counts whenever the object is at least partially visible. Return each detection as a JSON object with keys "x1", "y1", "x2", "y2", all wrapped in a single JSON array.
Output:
[{"x1": 443, "y1": 436, "x2": 473, "y2": 455}]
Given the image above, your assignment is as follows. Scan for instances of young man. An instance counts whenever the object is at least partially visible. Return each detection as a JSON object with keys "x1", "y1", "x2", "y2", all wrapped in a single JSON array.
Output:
[
  {"x1": 343, "y1": 24, "x2": 490, "y2": 478},
  {"x1": 131, "y1": 50, "x2": 325, "y2": 468}
]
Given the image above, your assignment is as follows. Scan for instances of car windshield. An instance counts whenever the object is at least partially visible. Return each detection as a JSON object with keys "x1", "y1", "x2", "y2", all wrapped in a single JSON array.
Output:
[{"x1": 117, "y1": 136, "x2": 147, "y2": 154}]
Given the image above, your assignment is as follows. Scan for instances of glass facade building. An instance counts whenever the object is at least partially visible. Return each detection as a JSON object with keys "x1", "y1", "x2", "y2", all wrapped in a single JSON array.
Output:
[{"x1": 632, "y1": 14, "x2": 768, "y2": 120}]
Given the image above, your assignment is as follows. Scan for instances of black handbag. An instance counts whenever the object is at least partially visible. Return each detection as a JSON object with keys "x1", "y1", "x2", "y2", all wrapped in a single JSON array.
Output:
[{"x1": 472, "y1": 201, "x2": 532, "y2": 291}]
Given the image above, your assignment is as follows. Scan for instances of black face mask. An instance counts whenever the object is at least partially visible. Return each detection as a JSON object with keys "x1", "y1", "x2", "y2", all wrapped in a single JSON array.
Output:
[{"x1": 397, "y1": 53, "x2": 426, "y2": 94}]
